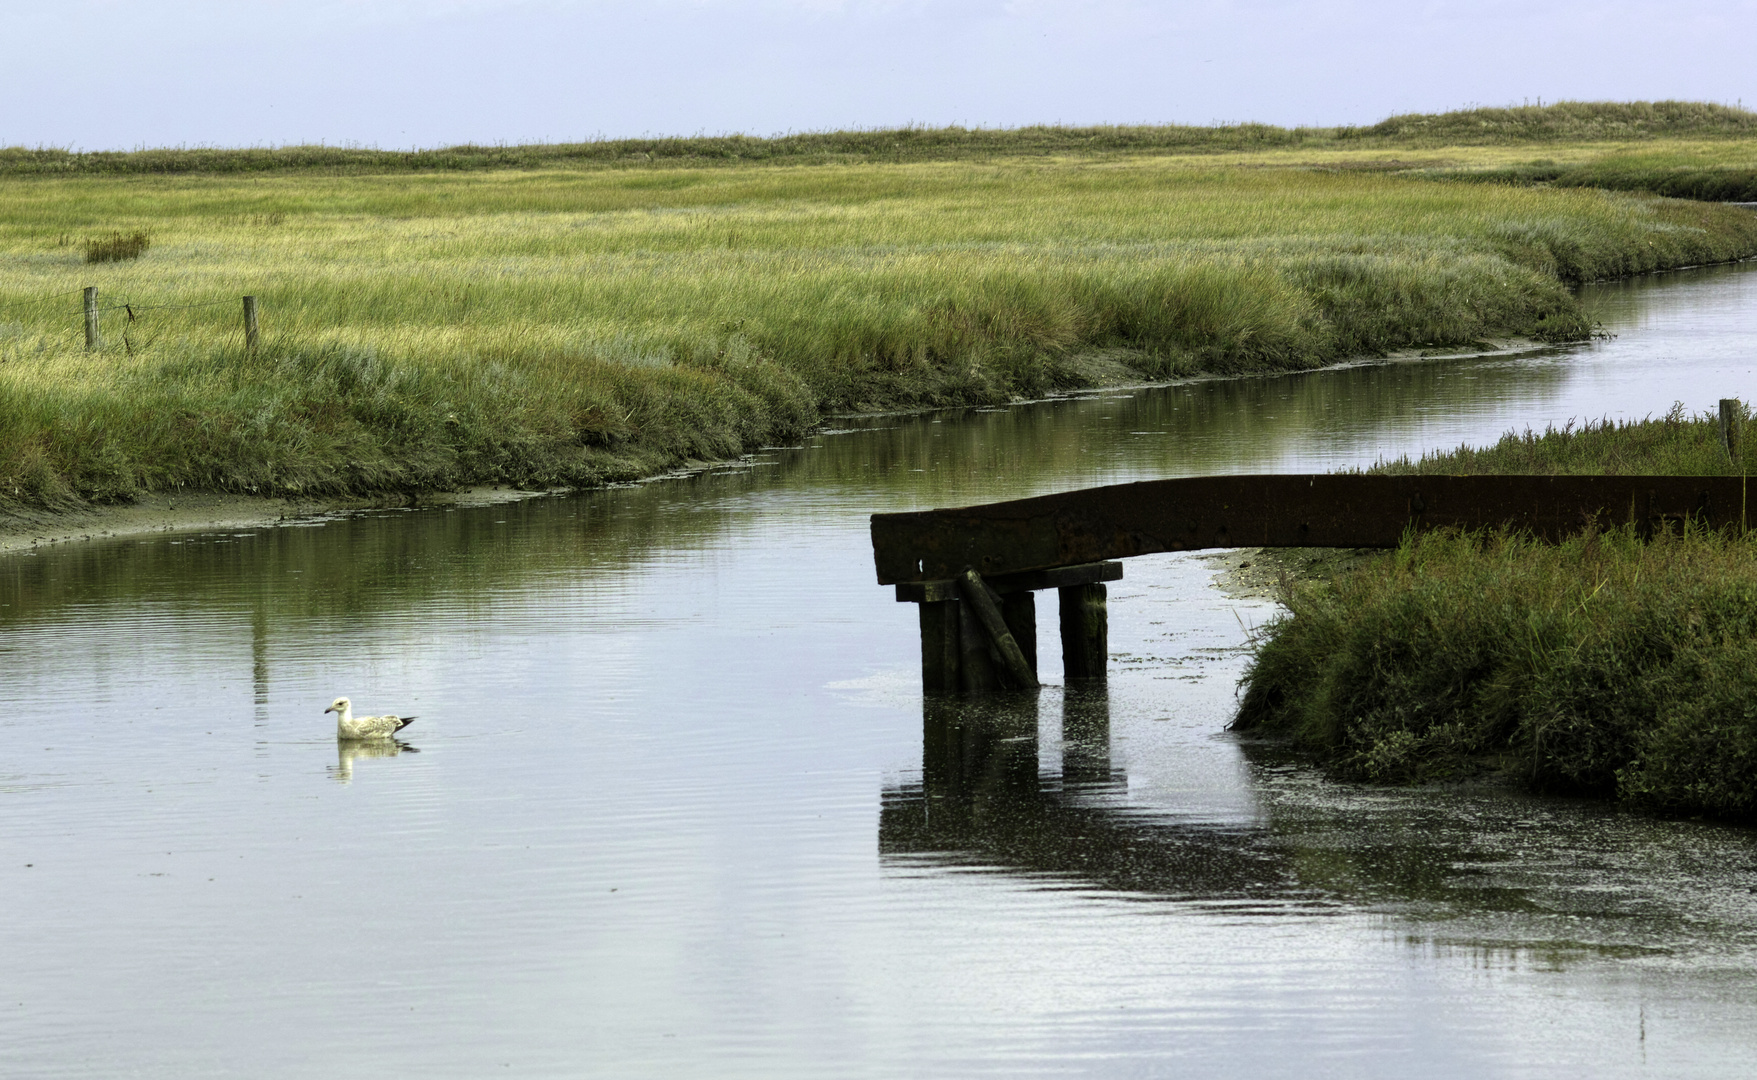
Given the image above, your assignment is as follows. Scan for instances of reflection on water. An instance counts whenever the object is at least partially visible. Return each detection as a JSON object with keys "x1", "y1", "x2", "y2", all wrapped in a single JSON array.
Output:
[
  {"x1": 4, "y1": 262, "x2": 1757, "y2": 1077},
  {"x1": 886, "y1": 689, "x2": 1757, "y2": 960},
  {"x1": 884, "y1": 690, "x2": 1314, "y2": 906},
  {"x1": 330, "y1": 739, "x2": 418, "y2": 784}
]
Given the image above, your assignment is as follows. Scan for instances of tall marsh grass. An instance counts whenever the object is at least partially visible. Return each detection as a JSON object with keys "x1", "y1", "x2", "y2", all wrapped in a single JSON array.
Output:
[
  {"x1": 3, "y1": 159, "x2": 1756, "y2": 508},
  {"x1": 1240, "y1": 405, "x2": 1757, "y2": 820},
  {"x1": 1238, "y1": 525, "x2": 1757, "y2": 820},
  {"x1": 4, "y1": 101, "x2": 1753, "y2": 177}
]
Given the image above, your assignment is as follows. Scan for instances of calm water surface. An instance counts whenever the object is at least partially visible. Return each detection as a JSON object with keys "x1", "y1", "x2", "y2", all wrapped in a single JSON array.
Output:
[{"x1": 5, "y1": 263, "x2": 1757, "y2": 1078}]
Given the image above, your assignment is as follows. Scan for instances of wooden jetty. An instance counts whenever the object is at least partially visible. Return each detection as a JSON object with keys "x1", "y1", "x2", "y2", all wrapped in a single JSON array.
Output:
[{"x1": 872, "y1": 473, "x2": 1750, "y2": 692}]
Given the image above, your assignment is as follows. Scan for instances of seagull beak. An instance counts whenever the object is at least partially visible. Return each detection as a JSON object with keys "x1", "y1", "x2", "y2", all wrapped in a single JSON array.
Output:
[{"x1": 323, "y1": 706, "x2": 335, "y2": 714}]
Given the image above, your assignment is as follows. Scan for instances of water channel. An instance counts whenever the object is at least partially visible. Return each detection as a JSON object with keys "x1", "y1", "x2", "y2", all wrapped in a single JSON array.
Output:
[{"x1": 4, "y1": 262, "x2": 1757, "y2": 1077}]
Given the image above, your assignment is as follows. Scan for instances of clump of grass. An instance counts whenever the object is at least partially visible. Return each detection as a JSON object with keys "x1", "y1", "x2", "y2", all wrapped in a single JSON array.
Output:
[
  {"x1": 1361, "y1": 100, "x2": 1757, "y2": 145},
  {"x1": 1237, "y1": 524, "x2": 1757, "y2": 821},
  {"x1": 1241, "y1": 404, "x2": 1757, "y2": 820},
  {"x1": 83, "y1": 230, "x2": 150, "y2": 263}
]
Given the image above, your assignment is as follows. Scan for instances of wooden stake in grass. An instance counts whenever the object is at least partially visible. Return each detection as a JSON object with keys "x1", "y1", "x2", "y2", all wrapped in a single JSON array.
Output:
[
  {"x1": 243, "y1": 295, "x2": 260, "y2": 353},
  {"x1": 83, "y1": 287, "x2": 99, "y2": 351},
  {"x1": 1721, "y1": 398, "x2": 1741, "y2": 460}
]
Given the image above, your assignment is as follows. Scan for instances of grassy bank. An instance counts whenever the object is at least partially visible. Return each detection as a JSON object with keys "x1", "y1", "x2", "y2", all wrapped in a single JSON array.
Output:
[
  {"x1": 1430, "y1": 145, "x2": 1757, "y2": 205},
  {"x1": 6, "y1": 101, "x2": 1755, "y2": 176},
  {"x1": 4, "y1": 107, "x2": 1757, "y2": 511},
  {"x1": 1237, "y1": 406, "x2": 1757, "y2": 820}
]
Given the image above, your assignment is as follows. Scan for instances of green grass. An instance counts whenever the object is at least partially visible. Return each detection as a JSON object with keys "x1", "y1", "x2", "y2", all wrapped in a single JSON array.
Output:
[
  {"x1": 1372, "y1": 402, "x2": 1757, "y2": 477},
  {"x1": 1429, "y1": 145, "x2": 1757, "y2": 204},
  {"x1": 1239, "y1": 405, "x2": 1757, "y2": 820},
  {"x1": 1391, "y1": 104, "x2": 1757, "y2": 203},
  {"x1": 1358, "y1": 100, "x2": 1757, "y2": 144},
  {"x1": 3, "y1": 116, "x2": 1757, "y2": 511},
  {"x1": 6, "y1": 101, "x2": 1754, "y2": 177}
]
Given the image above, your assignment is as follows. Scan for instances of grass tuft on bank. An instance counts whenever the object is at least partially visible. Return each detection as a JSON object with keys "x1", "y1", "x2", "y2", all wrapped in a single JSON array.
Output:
[{"x1": 1239, "y1": 405, "x2": 1757, "y2": 820}]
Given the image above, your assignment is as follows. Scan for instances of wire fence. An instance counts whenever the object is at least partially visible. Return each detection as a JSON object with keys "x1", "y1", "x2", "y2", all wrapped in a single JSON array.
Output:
[
  {"x1": 0, "y1": 287, "x2": 86, "y2": 314},
  {"x1": 96, "y1": 298, "x2": 236, "y2": 314},
  {"x1": 0, "y1": 286, "x2": 260, "y2": 351}
]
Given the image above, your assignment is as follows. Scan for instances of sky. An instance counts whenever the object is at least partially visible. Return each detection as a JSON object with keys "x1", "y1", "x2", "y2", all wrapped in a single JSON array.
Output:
[{"x1": 3, "y1": 0, "x2": 1755, "y2": 150}]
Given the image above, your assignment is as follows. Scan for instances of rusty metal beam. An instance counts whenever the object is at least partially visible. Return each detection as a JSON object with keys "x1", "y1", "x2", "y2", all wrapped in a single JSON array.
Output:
[{"x1": 871, "y1": 474, "x2": 1752, "y2": 584}]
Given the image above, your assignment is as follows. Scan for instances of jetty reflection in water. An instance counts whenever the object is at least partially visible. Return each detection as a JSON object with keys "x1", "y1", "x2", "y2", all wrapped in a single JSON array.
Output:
[
  {"x1": 885, "y1": 688, "x2": 1313, "y2": 905},
  {"x1": 885, "y1": 684, "x2": 1757, "y2": 958}
]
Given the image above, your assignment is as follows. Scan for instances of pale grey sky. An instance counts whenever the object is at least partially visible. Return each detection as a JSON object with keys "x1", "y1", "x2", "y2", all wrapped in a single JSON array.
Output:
[{"x1": 4, "y1": 1, "x2": 1753, "y2": 150}]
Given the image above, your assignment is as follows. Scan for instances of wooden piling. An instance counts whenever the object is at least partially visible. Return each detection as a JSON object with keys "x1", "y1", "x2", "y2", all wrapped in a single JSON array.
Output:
[
  {"x1": 243, "y1": 295, "x2": 260, "y2": 353},
  {"x1": 1059, "y1": 583, "x2": 1108, "y2": 680},
  {"x1": 1001, "y1": 591, "x2": 1037, "y2": 675},
  {"x1": 83, "y1": 287, "x2": 99, "y2": 351},
  {"x1": 958, "y1": 570, "x2": 1040, "y2": 690},
  {"x1": 1722, "y1": 399, "x2": 1741, "y2": 460},
  {"x1": 918, "y1": 599, "x2": 962, "y2": 694},
  {"x1": 957, "y1": 596, "x2": 1001, "y2": 693},
  {"x1": 896, "y1": 562, "x2": 1119, "y2": 696}
]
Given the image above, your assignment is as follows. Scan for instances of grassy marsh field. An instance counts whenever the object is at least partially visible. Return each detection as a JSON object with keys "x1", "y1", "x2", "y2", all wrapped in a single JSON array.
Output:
[
  {"x1": 4, "y1": 102, "x2": 1757, "y2": 510},
  {"x1": 1238, "y1": 406, "x2": 1757, "y2": 820}
]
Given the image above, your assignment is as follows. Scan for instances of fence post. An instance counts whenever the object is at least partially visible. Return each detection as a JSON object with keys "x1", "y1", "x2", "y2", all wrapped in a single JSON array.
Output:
[
  {"x1": 242, "y1": 296, "x2": 259, "y2": 353},
  {"x1": 1721, "y1": 399, "x2": 1741, "y2": 461},
  {"x1": 83, "y1": 287, "x2": 99, "y2": 351}
]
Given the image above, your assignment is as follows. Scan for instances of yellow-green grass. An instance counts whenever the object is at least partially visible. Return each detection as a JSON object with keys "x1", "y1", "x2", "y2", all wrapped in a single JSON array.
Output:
[
  {"x1": 1238, "y1": 523, "x2": 1757, "y2": 820},
  {"x1": 5, "y1": 101, "x2": 1754, "y2": 176},
  {"x1": 1239, "y1": 405, "x2": 1757, "y2": 819},
  {"x1": 4, "y1": 157, "x2": 1757, "y2": 507}
]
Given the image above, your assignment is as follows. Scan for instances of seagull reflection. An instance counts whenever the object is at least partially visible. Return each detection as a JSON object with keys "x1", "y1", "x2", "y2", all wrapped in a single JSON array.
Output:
[{"x1": 329, "y1": 738, "x2": 419, "y2": 783}]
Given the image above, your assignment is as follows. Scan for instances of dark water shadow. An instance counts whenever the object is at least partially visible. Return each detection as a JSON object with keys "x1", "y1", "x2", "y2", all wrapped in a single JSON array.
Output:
[
  {"x1": 880, "y1": 688, "x2": 1322, "y2": 908},
  {"x1": 882, "y1": 687, "x2": 1757, "y2": 956}
]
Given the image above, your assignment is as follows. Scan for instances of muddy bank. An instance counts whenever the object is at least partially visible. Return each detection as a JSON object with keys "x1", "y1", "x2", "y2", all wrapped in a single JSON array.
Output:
[{"x1": 0, "y1": 486, "x2": 560, "y2": 555}]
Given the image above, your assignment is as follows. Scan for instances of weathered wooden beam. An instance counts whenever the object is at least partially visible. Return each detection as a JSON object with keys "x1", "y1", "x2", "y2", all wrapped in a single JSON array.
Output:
[
  {"x1": 872, "y1": 474, "x2": 1753, "y2": 584},
  {"x1": 958, "y1": 570, "x2": 1040, "y2": 690},
  {"x1": 894, "y1": 560, "x2": 1123, "y2": 604}
]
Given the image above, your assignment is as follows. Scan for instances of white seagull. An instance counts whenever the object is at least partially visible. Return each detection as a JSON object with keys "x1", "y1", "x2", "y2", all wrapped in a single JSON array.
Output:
[{"x1": 325, "y1": 696, "x2": 416, "y2": 741}]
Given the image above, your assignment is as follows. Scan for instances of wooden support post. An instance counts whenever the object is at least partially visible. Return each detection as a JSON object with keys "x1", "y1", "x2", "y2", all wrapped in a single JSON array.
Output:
[
  {"x1": 1721, "y1": 399, "x2": 1741, "y2": 461},
  {"x1": 1059, "y1": 583, "x2": 1108, "y2": 680},
  {"x1": 83, "y1": 287, "x2": 99, "y2": 351},
  {"x1": 957, "y1": 596, "x2": 1000, "y2": 693},
  {"x1": 958, "y1": 570, "x2": 1040, "y2": 690},
  {"x1": 918, "y1": 599, "x2": 962, "y2": 694},
  {"x1": 243, "y1": 295, "x2": 260, "y2": 353},
  {"x1": 1001, "y1": 591, "x2": 1037, "y2": 676}
]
